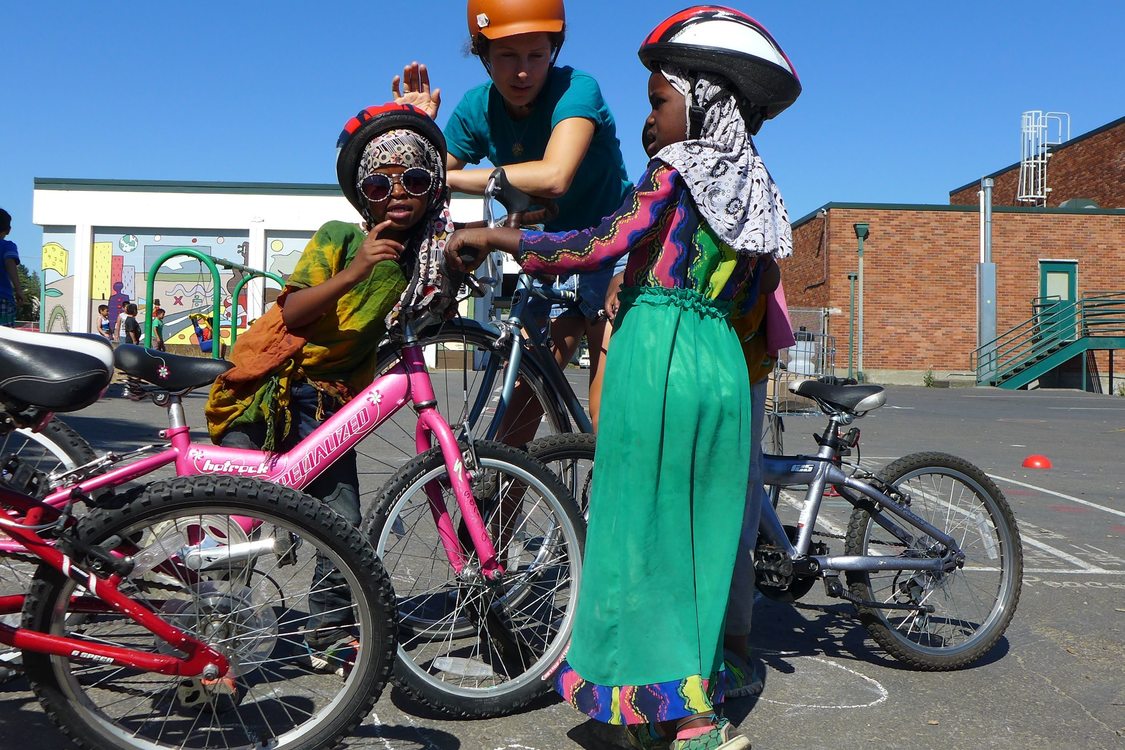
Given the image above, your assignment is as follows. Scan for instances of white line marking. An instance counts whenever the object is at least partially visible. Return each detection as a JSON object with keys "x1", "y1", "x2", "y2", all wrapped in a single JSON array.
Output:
[
  {"x1": 990, "y1": 475, "x2": 1125, "y2": 518},
  {"x1": 1046, "y1": 406, "x2": 1125, "y2": 411},
  {"x1": 1023, "y1": 568, "x2": 1124, "y2": 575},
  {"x1": 757, "y1": 655, "x2": 888, "y2": 709},
  {"x1": 1019, "y1": 535, "x2": 1109, "y2": 571}
]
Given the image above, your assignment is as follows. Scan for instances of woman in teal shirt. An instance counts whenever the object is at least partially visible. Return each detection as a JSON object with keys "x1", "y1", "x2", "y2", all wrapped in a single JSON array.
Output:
[{"x1": 393, "y1": 0, "x2": 631, "y2": 439}]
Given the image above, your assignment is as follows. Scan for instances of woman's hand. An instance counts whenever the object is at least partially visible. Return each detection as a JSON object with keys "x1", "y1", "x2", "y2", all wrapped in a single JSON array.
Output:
[
  {"x1": 392, "y1": 62, "x2": 441, "y2": 119},
  {"x1": 603, "y1": 271, "x2": 625, "y2": 322}
]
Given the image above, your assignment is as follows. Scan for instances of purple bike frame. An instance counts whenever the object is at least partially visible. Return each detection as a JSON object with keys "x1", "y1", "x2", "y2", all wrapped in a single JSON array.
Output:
[{"x1": 20, "y1": 343, "x2": 503, "y2": 578}]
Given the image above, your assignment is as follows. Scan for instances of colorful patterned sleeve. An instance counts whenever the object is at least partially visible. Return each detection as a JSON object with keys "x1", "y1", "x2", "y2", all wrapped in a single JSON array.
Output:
[{"x1": 516, "y1": 162, "x2": 678, "y2": 274}]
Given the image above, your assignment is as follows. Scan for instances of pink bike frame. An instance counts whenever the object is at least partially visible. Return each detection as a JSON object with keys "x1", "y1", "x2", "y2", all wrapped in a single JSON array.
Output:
[{"x1": 18, "y1": 343, "x2": 503, "y2": 579}]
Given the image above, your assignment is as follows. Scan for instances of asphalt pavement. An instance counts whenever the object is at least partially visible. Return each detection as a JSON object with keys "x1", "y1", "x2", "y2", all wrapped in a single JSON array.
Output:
[{"x1": 1, "y1": 375, "x2": 1122, "y2": 749}]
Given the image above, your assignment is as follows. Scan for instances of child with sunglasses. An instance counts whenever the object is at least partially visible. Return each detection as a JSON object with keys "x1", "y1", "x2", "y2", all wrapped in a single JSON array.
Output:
[{"x1": 205, "y1": 103, "x2": 452, "y2": 674}]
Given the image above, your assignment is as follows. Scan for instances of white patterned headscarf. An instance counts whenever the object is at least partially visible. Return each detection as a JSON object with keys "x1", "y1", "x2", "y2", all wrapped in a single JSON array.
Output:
[
  {"x1": 655, "y1": 65, "x2": 793, "y2": 259},
  {"x1": 357, "y1": 129, "x2": 457, "y2": 329}
]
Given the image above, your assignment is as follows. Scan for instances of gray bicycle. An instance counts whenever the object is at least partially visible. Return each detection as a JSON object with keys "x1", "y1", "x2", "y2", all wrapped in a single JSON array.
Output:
[{"x1": 755, "y1": 377, "x2": 1023, "y2": 668}]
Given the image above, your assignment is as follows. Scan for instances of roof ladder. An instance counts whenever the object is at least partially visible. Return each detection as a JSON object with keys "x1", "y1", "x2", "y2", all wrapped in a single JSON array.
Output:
[{"x1": 1016, "y1": 111, "x2": 1070, "y2": 206}]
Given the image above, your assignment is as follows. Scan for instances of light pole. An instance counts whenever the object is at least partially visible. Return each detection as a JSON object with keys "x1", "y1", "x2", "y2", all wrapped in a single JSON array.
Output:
[
  {"x1": 853, "y1": 223, "x2": 869, "y2": 383},
  {"x1": 847, "y1": 272, "x2": 858, "y2": 379}
]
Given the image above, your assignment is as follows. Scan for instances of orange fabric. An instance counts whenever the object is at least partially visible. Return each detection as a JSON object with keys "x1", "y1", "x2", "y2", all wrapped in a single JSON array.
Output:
[{"x1": 732, "y1": 294, "x2": 774, "y2": 384}]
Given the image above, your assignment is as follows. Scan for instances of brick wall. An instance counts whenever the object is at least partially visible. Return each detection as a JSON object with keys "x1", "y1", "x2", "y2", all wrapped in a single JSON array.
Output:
[
  {"x1": 950, "y1": 118, "x2": 1125, "y2": 208},
  {"x1": 784, "y1": 206, "x2": 1125, "y2": 378}
]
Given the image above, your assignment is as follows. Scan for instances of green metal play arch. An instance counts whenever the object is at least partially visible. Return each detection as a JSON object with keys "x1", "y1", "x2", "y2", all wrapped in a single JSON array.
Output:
[{"x1": 144, "y1": 248, "x2": 283, "y2": 358}]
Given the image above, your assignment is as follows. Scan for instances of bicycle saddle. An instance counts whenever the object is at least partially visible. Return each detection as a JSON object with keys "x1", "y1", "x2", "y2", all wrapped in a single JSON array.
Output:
[
  {"x1": 0, "y1": 326, "x2": 114, "y2": 412},
  {"x1": 789, "y1": 378, "x2": 886, "y2": 415},
  {"x1": 114, "y1": 345, "x2": 233, "y2": 392}
]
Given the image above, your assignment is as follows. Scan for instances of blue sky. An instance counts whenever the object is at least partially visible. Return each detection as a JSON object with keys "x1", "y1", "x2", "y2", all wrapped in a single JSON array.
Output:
[{"x1": 4, "y1": 1, "x2": 1123, "y2": 272}]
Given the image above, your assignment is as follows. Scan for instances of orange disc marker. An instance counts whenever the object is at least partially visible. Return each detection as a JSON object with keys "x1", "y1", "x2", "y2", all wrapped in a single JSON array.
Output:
[{"x1": 1022, "y1": 454, "x2": 1053, "y2": 469}]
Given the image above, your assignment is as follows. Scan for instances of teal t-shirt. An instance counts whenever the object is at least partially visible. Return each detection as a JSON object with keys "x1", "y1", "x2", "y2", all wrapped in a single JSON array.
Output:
[{"x1": 444, "y1": 66, "x2": 632, "y2": 232}]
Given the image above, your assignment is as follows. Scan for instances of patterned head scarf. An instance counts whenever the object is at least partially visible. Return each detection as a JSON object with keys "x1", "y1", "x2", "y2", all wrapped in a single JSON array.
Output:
[
  {"x1": 356, "y1": 129, "x2": 457, "y2": 329},
  {"x1": 654, "y1": 65, "x2": 793, "y2": 259}
]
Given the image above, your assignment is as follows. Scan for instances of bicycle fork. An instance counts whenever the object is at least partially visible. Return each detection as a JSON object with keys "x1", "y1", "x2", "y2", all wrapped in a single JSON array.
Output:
[{"x1": 401, "y1": 339, "x2": 504, "y2": 581}]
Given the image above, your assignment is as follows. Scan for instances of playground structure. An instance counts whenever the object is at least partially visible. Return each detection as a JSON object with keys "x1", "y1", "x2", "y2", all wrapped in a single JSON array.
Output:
[{"x1": 144, "y1": 248, "x2": 284, "y2": 358}]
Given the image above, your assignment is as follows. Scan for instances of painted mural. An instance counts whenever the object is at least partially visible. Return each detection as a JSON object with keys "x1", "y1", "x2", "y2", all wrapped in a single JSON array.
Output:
[
  {"x1": 41, "y1": 229, "x2": 312, "y2": 351},
  {"x1": 41, "y1": 232, "x2": 75, "y2": 332}
]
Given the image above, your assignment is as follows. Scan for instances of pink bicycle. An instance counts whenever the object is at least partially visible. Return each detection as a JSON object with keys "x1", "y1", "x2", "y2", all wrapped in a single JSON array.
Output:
[
  {"x1": 7, "y1": 308, "x2": 584, "y2": 718},
  {"x1": 0, "y1": 326, "x2": 396, "y2": 750}
]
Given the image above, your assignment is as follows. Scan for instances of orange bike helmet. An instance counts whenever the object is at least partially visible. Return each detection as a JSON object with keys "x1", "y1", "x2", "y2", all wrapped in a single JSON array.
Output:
[
  {"x1": 468, "y1": 0, "x2": 566, "y2": 58},
  {"x1": 639, "y1": 5, "x2": 800, "y2": 131}
]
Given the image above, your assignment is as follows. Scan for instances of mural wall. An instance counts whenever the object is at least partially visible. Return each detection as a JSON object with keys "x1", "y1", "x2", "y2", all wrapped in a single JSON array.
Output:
[
  {"x1": 42, "y1": 228, "x2": 299, "y2": 350},
  {"x1": 41, "y1": 229, "x2": 75, "y2": 333}
]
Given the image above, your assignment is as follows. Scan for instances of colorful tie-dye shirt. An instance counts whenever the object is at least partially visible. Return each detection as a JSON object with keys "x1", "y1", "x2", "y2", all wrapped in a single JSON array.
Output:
[
  {"x1": 516, "y1": 161, "x2": 761, "y2": 316},
  {"x1": 205, "y1": 221, "x2": 405, "y2": 445}
]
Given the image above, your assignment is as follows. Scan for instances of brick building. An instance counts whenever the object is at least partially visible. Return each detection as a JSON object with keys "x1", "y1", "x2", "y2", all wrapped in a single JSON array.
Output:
[{"x1": 782, "y1": 116, "x2": 1124, "y2": 389}]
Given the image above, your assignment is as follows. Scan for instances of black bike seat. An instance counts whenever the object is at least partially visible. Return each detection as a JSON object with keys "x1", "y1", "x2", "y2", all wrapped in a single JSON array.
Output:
[
  {"x1": 114, "y1": 345, "x2": 233, "y2": 391},
  {"x1": 790, "y1": 379, "x2": 886, "y2": 414},
  {"x1": 0, "y1": 327, "x2": 114, "y2": 412}
]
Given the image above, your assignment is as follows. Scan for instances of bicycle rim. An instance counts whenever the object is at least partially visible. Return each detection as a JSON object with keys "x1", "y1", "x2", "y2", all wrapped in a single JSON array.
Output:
[
  {"x1": 845, "y1": 456, "x2": 1022, "y2": 668},
  {"x1": 23, "y1": 478, "x2": 394, "y2": 750}
]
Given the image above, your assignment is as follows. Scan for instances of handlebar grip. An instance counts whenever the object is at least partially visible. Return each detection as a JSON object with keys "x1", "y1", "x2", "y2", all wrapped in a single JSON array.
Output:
[{"x1": 488, "y1": 168, "x2": 534, "y2": 215}]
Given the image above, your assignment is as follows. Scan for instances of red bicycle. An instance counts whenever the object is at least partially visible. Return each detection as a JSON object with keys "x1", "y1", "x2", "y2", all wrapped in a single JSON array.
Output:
[{"x1": 0, "y1": 328, "x2": 396, "y2": 750}]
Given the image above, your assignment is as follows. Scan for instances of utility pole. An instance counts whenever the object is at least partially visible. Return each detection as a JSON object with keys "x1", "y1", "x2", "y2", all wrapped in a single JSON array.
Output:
[{"x1": 853, "y1": 223, "x2": 869, "y2": 382}]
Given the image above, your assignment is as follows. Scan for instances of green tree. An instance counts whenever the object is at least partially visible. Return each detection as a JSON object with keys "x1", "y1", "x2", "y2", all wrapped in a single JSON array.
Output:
[{"x1": 16, "y1": 263, "x2": 40, "y2": 323}]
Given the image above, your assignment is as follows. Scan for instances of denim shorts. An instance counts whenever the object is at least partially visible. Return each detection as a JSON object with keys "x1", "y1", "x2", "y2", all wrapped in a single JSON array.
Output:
[{"x1": 524, "y1": 257, "x2": 626, "y2": 325}]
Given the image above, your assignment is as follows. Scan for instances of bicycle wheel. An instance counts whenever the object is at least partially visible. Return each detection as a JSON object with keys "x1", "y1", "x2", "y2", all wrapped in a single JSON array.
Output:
[
  {"x1": 23, "y1": 475, "x2": 396, "y2": 750},
  {"x1": 362, "y1": 440, "x2": 584, "y2": 718},
  {"x1": 2, "y1": 416, "x2": 95, "y2": 492},
  {"x1": 526, "y1": 432, "x2": 596, "y2": 517},
  {"x1": 843, "y1": 452, "x2": 1023, "y2": 670}
]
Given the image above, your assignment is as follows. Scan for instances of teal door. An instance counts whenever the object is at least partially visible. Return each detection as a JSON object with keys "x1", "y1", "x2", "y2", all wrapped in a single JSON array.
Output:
[{"x1": 1039, "y1": 261, "x2": 1078, "y2": 341}]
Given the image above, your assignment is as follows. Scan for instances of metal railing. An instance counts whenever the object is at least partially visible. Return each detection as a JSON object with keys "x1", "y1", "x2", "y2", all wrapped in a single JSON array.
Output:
[{"x1": 972, "y1": 292, "x2": 1125, "y2": 384}]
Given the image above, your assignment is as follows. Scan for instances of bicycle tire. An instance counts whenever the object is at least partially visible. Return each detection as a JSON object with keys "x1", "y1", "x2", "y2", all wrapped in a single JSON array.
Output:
[
  {"x1": 525, "y1": 432, "x2": 596, "y2": 517},
  {"x1": 4, "y1": 416, "x2": 96, "y2": 491},
  {"x1": 371, "y1": 321, "x2": 572, "y2": 449},
  {"x1": 843, "y1": 452, "x2": 1023, "y2": 670},
  {"x1": 361, "y1": 440, "x2": 584, "y2": 718},
  {"x1": 22, "y1": 475, "x2": 397, "y2": 750}
]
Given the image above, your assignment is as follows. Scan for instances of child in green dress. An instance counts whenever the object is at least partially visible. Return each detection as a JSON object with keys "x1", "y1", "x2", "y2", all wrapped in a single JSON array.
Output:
[{"x1": 446, "y1": 7, "x2": 800, "y2": 749}]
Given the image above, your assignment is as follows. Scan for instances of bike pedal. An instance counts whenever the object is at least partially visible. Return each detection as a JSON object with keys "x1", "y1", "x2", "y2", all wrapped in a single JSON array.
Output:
[{"x1": 823, "y1": 575, "x2": 844, "y2": 597}]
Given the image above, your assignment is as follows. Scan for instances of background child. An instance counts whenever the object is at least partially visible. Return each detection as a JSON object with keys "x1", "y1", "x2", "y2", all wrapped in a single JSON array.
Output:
[
  {"x1": 0, "y1": 209, "x2": 25, "y2": 328},
  {"x1": 97, "y1": 304, "x2": 112, "y2": 341},
  {"x1": 151, "y1": 307, "x2": 166, "y2": 351},
  {"x1": 205, "y1": 103, "x2": 452, "y2": 673},
  {"x1": 118, "y1": 303, "x2": 141, "y2": 345},
  {"x1": 446, "y1": 8, "x2": 799, "y2": 749}
]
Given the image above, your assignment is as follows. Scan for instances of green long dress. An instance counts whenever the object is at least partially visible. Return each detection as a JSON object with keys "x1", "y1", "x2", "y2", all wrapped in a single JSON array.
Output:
[{"x1": 517, "y1": 162, "x2": 760, "y2": 724}]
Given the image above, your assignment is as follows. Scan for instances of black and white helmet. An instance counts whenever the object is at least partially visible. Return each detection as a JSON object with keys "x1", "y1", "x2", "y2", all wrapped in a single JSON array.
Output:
[{"x1": 639, "y1": 5, "x2": 801, "y2": 128}]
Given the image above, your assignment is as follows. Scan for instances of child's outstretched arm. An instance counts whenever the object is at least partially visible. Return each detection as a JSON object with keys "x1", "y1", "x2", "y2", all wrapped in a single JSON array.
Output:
[
  {"x1": 283, "y1": 220, "x2": 403, "y2": 331},
  {"x1": 445, "y1": 227, "x2": 523, "y2": 273}
]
